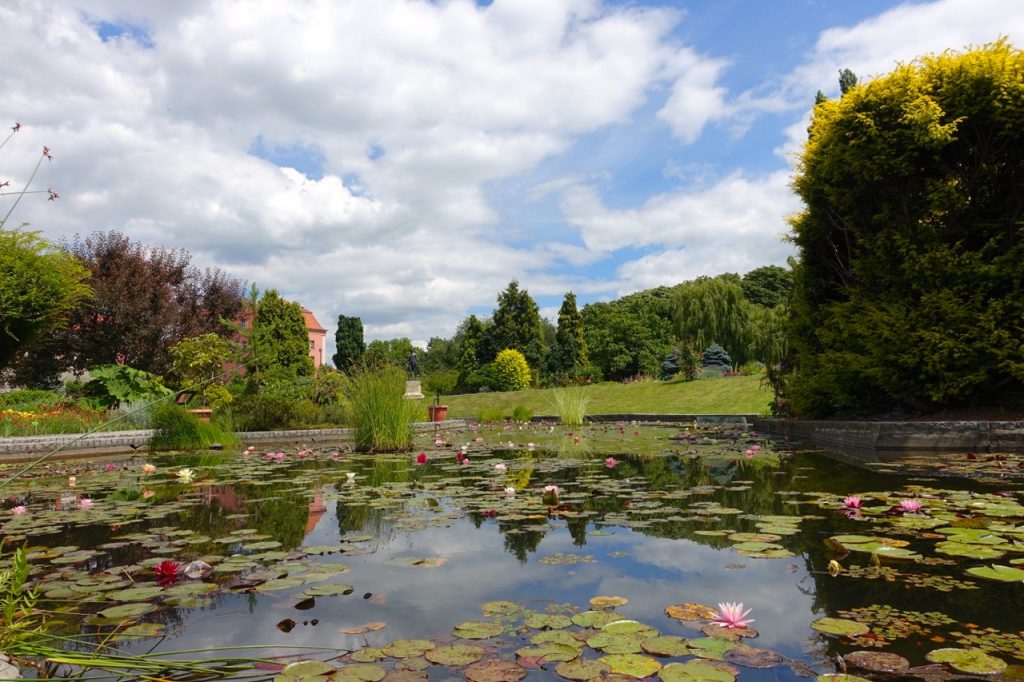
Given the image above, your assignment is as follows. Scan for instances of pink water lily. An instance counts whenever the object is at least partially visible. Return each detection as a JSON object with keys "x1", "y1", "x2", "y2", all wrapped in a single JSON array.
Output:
[
  {"x1": 79, "y1": 498, "x2": 94, "y2": 510},
  {"x1": 494, "y1": 463, "x2": 507, "y2": 473},
  {"x1": 416, "y1": 452, "x2": 428, "y2": 464},
  {"x1": 543, "y1": 485, "x2": 560, "y2": 495},
  {"x1": 142, "y1": 463, "x2": 157, "y2": 474},
  {"x1": 11, "y1": 505, "x2": 27, "y2": 515},
  {"x1": 605, "y1": 457, "x2": 618, "y2": 468},
  {"x1": 744, "y1": 449, "x2": 754, "y2": 458},
  {"x1": 899, "y1": 499, "x2": 922, "y2": 513},
  {"x1": 843, "y1": 496, "x2": 862, "y2": 509},
  {"x1": 713, "y1": 602, "x2": 754, "y2": 629}
]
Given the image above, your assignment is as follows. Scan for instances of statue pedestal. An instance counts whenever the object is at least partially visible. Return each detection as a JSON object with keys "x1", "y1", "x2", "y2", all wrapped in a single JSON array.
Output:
[{"x1": 403, "y1": 380, "x2": 425, "y2": 400}]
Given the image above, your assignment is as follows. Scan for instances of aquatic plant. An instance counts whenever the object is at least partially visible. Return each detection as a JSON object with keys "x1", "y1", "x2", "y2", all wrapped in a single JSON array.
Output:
[
  {"x1": 844, "y1": 496, "x2": 862, "y2": 509},
  {"x1": 899, "y1": 499, "x2": 923, "y2": 513},
  {"x1": 548, "y1": 386, "x2": 591, "y2": 426},
  {"x1": 713, "y1": 602, "x2": 754, "y2": 628},
  {"x1": 346, "y1": 365, "x2": 419, "y2": 451},
  {"x1": 150, "y1": 402, "x2": 238, "y2": 451}
]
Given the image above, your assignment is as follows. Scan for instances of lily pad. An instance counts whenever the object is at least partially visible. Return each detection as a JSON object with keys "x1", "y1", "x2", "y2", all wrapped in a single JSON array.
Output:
[
  {"x1": 642, "y1": 635, "x2": 690, "y2": 657},
  {"x1": 586, "y1": 632, "x2": 644, "y2": 654},
  {"x1": 601, "y1": 654, "x2": 662, "y2": 679},
  {"x1": 303, "y1": 584, "x2": 354, "y2": 597},
  {"x1": 278, "y1": 659, "x2": 337, "y2": 680},
  {"x1": 350, "y1": 648, "x2": 388, "y2": 663},
  {"x1": 572, "y1": 610, "x2": 620, "y2": 628},
  {"x1": 555, "y1": 659, "x2": 611, "y2": 681},
  {"x1": 603, "y1": 620, "x2": 659, "y2": 638},
  {"x1": 97, "y1": 602, "x2": 158, "y2": 620},
  {"x1": 926, "y1": 648, "x2": 1007, "y2": 674},
  {"x1": 424, "y1": 644, "x2": 484, "y2": 666},
  {"x1": 590, "y1": 595, "x2": 628, "y2": 609},
  {"x1": 383, "y1": 640, "x2": 435, "y2": 658},
  {"x1": 844, "y1": 651, "x2": 910, "y2": 673},
  {"x1": 108, "y1": 585, "x2": 164, "y2": 601},
  {"x1": 465, "y1": 659, "x2": 527, "y2": 682},
  {"x1": 810, "y1": 618, "x2": 870, "y2": 637},
  {"x1": 815, "y1": 675, "x2": 872, "y2": 682},
  {"x1": 515, "y1": 643, "x2": 579, "y2": 663},
  {"x1": 965, "y1": 564, "x2": 1024, "y2": 582},
  {"x1": 524, "y1": 612, "x2": 572, "y2": 630},
  {"x1": 334, "y1": 663, "x2": 388, "y2": 682},
  {"x1": 660, "y1": 661, "x2": 736, "y2": 682},
  {"x1": 454, "y1": 621, "x2": 504, "y2": 640},
  {"x1": 665, "y1": 603, "x2": 718, "y2": 621},
  {"x1": 687, "y1": 638, "x2": 738, "y2": 660},
  {"x1": 722, "y1": 645, "x2": 782, "y2": 669}
]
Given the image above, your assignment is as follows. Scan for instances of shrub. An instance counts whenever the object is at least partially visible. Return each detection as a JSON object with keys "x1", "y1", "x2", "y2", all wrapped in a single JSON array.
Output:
[
  {"x1": 346, "y1": 365, "x2": 419, "y2": 451},
  {"x1": 150, "y1": 402, "x2": 238, "y2": 450},
  {"x1": 422, "y1": 370, "x2": 459, "y2": 397},
  {"x1": 463, "y1": 363, "x2": 498, "y2": 393},
  {"x1": 661, "y1": 345, "x2": 701, "y2": 381},
  {"x1": 511, "y1": 405, "x2": 533, "y2": 422},
  {"x1": 543, "y1": 365, "x2": 603, "y2": 388},
  {"x1": 548, "y1": 386, "x2": 591, "y2": 426},
  {"x1": 84, "y1": 364, "x2": 174, "y2": 408},
  {"x1": 233, "y1": 392, "x2": 312, "y2": 431},
  {"x1": 701, "y1": 344, "x2": 732, "y2": 372},
  {"x1": 0, "y1": 389, "x2": 63, "y2": 412},
  {"x1": 114, "y1": 400, "x2": 153, "y2": 429},
  {"x1": 492, "y1": 349, "x2": 531, "y2": 392}
]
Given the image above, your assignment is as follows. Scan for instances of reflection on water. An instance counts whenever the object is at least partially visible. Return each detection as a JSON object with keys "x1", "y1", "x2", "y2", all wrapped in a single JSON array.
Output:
[{"x1": 1, "y1": 423, "x2": 1023, "y2": 679}]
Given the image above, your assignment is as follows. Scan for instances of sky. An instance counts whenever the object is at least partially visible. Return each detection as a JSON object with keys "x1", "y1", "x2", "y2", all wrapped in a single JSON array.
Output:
[{"x1": 3, "y1": 0, "x2": 1022, "y2": 358}]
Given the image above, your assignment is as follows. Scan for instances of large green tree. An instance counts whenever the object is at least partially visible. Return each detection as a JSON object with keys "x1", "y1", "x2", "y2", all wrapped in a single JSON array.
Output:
[
  {"x1": 784, "y1": 41, "x2": 1024, "y2": 416},
  {"x1": 548, "y1": 291, "x2": 588, "y2": 373},
  {"x1": 249, "y1": 289, "x2": 313, "y2": 384},
  {"x1": 673, "y1": 275, "x2": 752, "y2": 369},
  {"x1": 741, "y1": 265, "x2": 793, "y2": 308},
  {"x1": 332, "y1": 315, "x2": 364, "y2": 372},
  {"x1": 485, "y1": 280, "x2": 545, "y2": 368},
  {"x1": 0, "y1": 229, "x2": 91, "y2": 368}
]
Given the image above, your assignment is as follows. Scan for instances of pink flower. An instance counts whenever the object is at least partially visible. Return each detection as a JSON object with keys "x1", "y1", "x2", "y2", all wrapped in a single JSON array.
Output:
[
  {"x1": 11, "y1": 505, "x2": 27, "y2": 515},
  {"x1": 605, "y1": 457, "x2": 618, "y2": 468},
  {"x1": 79, "y1": 498, "x2": 93, "y2": 510},
  {"x1": 751, "y1": 445, "x2": 762, "y2": 452},
  {"x1": 104, "y1": 463, "x2": 117, "y2": 472},
  {"x1": 142, "y1": 490, "x2": 154, "y2": 499},
  {"x1": 434, "y1": 438, "x2": 445, "y2": 446},
  {"x1": 713, "y1": 602, "x2": 754, "y2": 629},
  {"x1": 455, "y1": 451, "x2": 464, "y2": 463},
  {"x1": 744, "y1": 449, "x2": 754, "y2": 458},
  {"x1": 475, "y1": 437, "x2": 484, "y2": 443},
  {"x1": 494, "y1": 463, "x2": 507, "y2": 473},
  {"x1": 331, "y1": 451, "x2": 340, "y2": 460},
  {"x1": 843, "y1": 496, "x2": 862, "y2": 509},
  {"x1": 899, "y1": 499, "x2": 922, "y2": 513},
  {"x1": 543, "y1": 485, "x2": 560, "y2": 495},
  {"x1": 461, "y1": 457, "x2": 470, "y2": 465},
  {"x1": 273, "y1": 452, "x2": 286, "y2": 462},
  {"x1": 416, "y1": 452, "x2": 428, "y2": 465},
  {"x1": 142, "y1": 463, "x2": 157, "y2": 474}
]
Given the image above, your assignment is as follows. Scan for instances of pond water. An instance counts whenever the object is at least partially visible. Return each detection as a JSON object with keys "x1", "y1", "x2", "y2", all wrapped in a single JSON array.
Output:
[{"x1": 2, "y1": 422, "x2": 1023, "y2": 681}]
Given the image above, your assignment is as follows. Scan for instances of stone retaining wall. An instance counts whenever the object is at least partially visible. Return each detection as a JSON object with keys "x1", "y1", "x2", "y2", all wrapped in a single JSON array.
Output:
[{"x1": 755, "y1": 418, "x2": 1024, "y2": 452}]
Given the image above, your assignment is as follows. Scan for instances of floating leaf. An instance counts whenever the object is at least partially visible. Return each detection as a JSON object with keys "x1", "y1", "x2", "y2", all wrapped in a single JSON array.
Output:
[
  {"x1": 481, "y1": 600, "x2": 522, "y2": 617},
  {"x1": 257, "y1": 577, "x2": 306, "y2": 592},
  {"x1": 660, "y1": 661, "x2": 736, "y2": 682},
  {"x1": 572, "y1": 610, "x2": 619, "y2": 628},
  {"x1": 722, "y1": 645, "x2": 782, "y2": 669},
  {"x1": 515, "y1": 643, "x2": 579, "y2": 663},
  {"x1": 453, "y1": 621, "x2": 504, "y2": 640},
  {"x1": 334, "y1": 663, "x2": 387, "y2": 682},
  {"x1": 815, "y1": 675, "x2": 872, "y2": 682},
  {"x1": 642, "y1": 635, "x2": 690, "y2": 657},
  {"x1": 586, "y1": 632, "x2": 644, "y2": 654},
  {"x1": 465, "y1": 659, "x2": 527, "y2": 682},
  {"x1": 341, "y1": 622, "x2": 387, "y2": 635},
  {"x1": 844, "y1": 651, "x2": 910, "y2": 673},
  {"x1": 966, "y1": 564, "x2": 1024, "y2": 582},
  {"x1": 926, "y1": 648, "x2": 1007, "y2": 674},
  {"x1": 384, "y1": 640, "x2": 435, "y2": 659},
  {"x1": 701, "y1": 623, "x2": 757, "y2": 642},
  {"x1": 665, "y1": 603, "x2": 718, "y2": 621},
  {"x1": 303, "y1": 584, "x2": 354, "y2": 597},
  {"x1": 524, "y1": 612, "x2": 572, "y2": 630},
  {"x1": 350, "y1": 647, "x2": 388, "y2": 663},
  {"x1": 108, "y1": 585, "x2": 163, "y2": 601},
  {"x1": 555, "y1": 659, "x2": 611, "y2": 681},
  {"x1": 424, "y1": 644, "x2": 484, "y2": 666},
  {"x1": 687, "y1": 638, "x2": 738, "y2": 660},
  {"x1": 590, "y1": 595, "x2": 628, "y2": 609},
  {"x1": 600, "y1": 654, "x2": 662, "y2": 679},
  {"x1": 810, "y1": 618, "x2": 870, "y2": 637},
  {"x1": 278, "y1": 659, "x2": 337, "y2": 680},
  {"x1": 97, "y1": 602, "x2": 158, "y2": 620}
]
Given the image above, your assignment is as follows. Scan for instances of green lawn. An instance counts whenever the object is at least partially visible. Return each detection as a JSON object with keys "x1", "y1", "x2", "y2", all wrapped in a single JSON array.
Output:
[{"x1": 435, "y1": 374, "x2": 772, "y2": 419}]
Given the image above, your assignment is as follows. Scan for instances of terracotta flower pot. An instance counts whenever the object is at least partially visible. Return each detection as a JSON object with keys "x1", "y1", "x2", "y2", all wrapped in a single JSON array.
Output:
[{"x1": 427, "y1": 405, "x2": 448, "y2": 422}]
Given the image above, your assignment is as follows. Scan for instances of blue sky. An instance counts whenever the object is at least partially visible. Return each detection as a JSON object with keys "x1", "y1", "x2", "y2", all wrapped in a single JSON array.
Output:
[{"x1": 3, "y1": 0, "x2": 1021, "y2": 355}]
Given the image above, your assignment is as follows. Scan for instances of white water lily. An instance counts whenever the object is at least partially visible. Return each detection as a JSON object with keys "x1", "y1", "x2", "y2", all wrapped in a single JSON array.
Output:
[
  {"x1": 504, "y1": 487, "x2": 516, "y2": 496},
  {"x1": 177, "y1": 468, "x2": 196, "y2": 483}
]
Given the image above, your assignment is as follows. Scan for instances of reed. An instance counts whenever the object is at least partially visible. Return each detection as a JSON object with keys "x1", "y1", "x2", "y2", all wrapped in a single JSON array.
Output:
[
  {"x1": 547, "y1": 386, "x2": 591, "y2": 426},
  {"x1": 347, "y1": 366, "x2": 420, "y2": 451}
]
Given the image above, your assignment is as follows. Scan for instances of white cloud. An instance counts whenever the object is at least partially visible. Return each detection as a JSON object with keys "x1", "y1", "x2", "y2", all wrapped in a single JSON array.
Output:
[{"x1": 0, "y1": 0, "x2": 742, "y2": 358}]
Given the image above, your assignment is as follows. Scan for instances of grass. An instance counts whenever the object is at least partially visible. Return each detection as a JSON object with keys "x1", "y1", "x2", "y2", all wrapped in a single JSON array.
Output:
[
  {"x1": 347, "y1": 366, "x2": 422, "y2": 451},
  {"x1": 547, "y1": 386, "x2": 591, "y2": 425},
  {"x1": 440, "y1": 373, "x2": 772, "y2": 418},
  {"x1": 149, "y1": 403, "x2": 239, "y2": 450}
]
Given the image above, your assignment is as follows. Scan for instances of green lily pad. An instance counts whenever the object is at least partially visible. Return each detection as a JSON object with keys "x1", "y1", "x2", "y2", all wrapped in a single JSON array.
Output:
[
  {"x1": 257, "y1": 577, "x2": 306, "y2": 592},
  {"x1": 524, "y1": 612, "x2": 572, "y2": 630},
  {"x1": 926, "y1": 648, "x2": 1007, "y2": 674},
  {"x1": 936, "y1": 542, "x2": 1005, "y2": 559},
  {"x1": 465, "y1": 659, "x2": 527, "y2": 682},
  {"x1": 350, "y1": 647, "x2": 388, "y2": 663},
  {"x1": 277, "y1": 659, "x2": 337, "y2": 680},
  {"x1": 572, "y1": 610, "x2": 620, "y2": 628},
  {"x1": 384, "y1": 640, "x2": 436, "y2": 659},
  {"x1": 965, "y1": 564, "x2": 1024, "y2": 582},
  {"x1": 665, "y1": 603, "x2": 718, "y2": 621},
  {"x1": 586, "y1": 632, "x2": 644, "y2": 654},
  {"x1": 481, "y1": 600, "x2": 522, "y2": 617},
  {"x1": 815, "y1": 675, "x2": 872, "y2": 682},
  {"x1": 515, "y1": 643, "x2": 579, "y2": 662},
  {"x1": 334, "y1": 663, "x2": 387, "y2": 682},
  {"x1": 302, "y1": 584, "x2": 354, "y2": 597},
  {"x1": 107, "y1": 585, "x2": 164, "y2": 601},
  {"x1": 844, "y1": 651, "x2": 910, "y2": 673},
  {"x1": 642, "y1": 635, "x2": 690, "y2": 657},
  {"x1": 531, "y1": 631, "x2": 583, "y2": 648},
  {"x1": 687, "y1": 638, "x2": 738, "y2": 660},
  {"x1": 453, "y1": 621, "x2": 504, "y2": 639},
  {"x1": 660, "y1": 661, "x2": 736, "y2": 682},
  {"x1": 110, "y1": 622, "x2": 166, "y2": 640},
  {"x1": 97, "y1": 602, "x2": 158, "y2": 620},
  {"x1": 590, "y1": 595, "x2": 628, "y2": 609},
  {"x1": 424, "y1": 644, "x2": 484, "y2": 666},
  {"x1": 600, "y1": 654, "x2": 662, "y2": 679},
  {"x1": 810, "y1": 618, "x2": 870, "y2": 637},
  {"x1": 722, "y1": 645, "x2": 782, "y2": 668},
  {"x1": 555, "y1": 659, "x2": 611, "y2": 681}
]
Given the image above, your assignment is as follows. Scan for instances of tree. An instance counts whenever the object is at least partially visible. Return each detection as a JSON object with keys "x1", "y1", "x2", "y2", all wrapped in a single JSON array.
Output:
[
  {"x1": 12, "y1": 231, "x2": 244, "y2": 386},
  {"x1": 363, "y1": 338, "x2": 419, "y2": 369},
  {"x1": 549, "y1": 291, "x2": 589, "y2": 373},
  {"x1": 332, "y1": 315, "x2": 364, "y2": 372},
  {"x1": 456, "y1": 315, "x2": 485, "y2": 389},
  {"x1": 838, "y1": 68, "x2": 858, "y2": 94},
  {"x1": 741, "y1": 265, "x2": 793, "y2": 308},
  {"x1": 169, "y1": 333, "x2": 237, "y2": 408},
  {"x1": 486, "y1": 280, "x2": 546, "y2": 368},
  {"x1": 0, "y1": 228, "x2": 90, "y2": 368},
  {"x1": 583, "y1": 298, "x2": 672, "y2": 381},
  {"x1": 249, "y1": 289, "x2": 312, "y2": 385},
  {"x1": 492, "y1": 348, "x2": 531, "y2": 391},
  {"x1": 784, "y1": 41, "x2": 1024, "y2": 416},
  {"x1": 673, "y1": 275, "x2": 752, "y2": 369}
]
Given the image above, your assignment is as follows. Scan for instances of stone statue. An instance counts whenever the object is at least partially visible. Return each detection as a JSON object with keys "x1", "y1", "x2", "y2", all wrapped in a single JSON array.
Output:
[{"x1": 407, "y1": 350, "x2": 418, "y2": 377}]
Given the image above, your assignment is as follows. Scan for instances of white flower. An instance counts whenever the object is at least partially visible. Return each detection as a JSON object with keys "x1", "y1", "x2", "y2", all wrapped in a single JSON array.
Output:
[
  {"x1": 177, "y1": 468, "x2": 196, "y2": 483},
  {"x1": 494, "y1": 463, "x2": 507, "y2": 473},
  {"x1": 504, "y1": 487, "x2": 516, "y2": 496}
]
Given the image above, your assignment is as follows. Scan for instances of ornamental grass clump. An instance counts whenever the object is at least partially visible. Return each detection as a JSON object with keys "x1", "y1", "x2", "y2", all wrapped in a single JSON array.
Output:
[
  {"x1": 149, "y1": 403, "x2": 237, "y2": 451},
  {"x1": 548, "y1": 386, "x2": 591, "y2": 426},
  {"x1": 347, "y1": 365, "x2": 419, "y2": 451}
]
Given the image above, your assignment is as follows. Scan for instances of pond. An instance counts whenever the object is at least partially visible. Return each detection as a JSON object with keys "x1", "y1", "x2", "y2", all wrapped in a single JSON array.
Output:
[{"x1": 1, "y1": 422, "x2": 1023, "y2": 681}]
